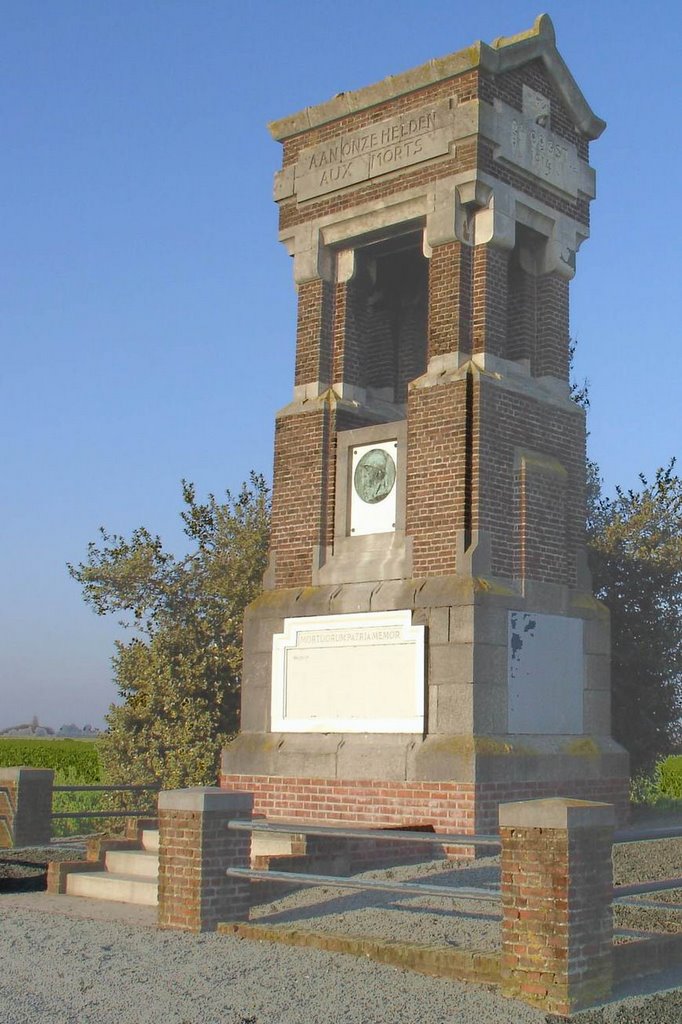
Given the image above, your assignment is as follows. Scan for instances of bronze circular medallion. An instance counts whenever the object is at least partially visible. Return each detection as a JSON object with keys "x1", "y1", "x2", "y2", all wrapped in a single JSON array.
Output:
[{"x1": 354, "y1": 448, "x2": 397, "y2": 505}]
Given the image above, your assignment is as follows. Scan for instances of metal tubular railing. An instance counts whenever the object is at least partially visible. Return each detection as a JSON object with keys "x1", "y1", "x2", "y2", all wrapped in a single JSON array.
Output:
[
  {"x1": 226, "y1": 818, "x2": 502, "y2": 905},
  {"x1": 614, "y1": 825, "x2": 682, "y2": 844},
  {"x1": 613, "y1": 876, "x2": 682, "y2": 900},
  {"x1": 50, "y1": 783, "x2": 160, "y2": 824},
  {"x1": 226, "y1": 866, "x2": 501, "y2": 903},
  {"x1": 51, "y1": 810, "x2": 158, "y2": 819},
  {"x1": 53, "y1": 784, "x2": 159, "y2": 793},
  {"x1": 226, "y1": 819, "x2": 500, "y2": 848}
]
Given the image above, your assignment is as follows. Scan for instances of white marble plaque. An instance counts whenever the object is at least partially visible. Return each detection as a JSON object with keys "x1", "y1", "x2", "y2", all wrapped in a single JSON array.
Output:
[
  {"x1": 508, "y1": 612, "x2": 584, "y2": 734},
  {"x1": 294, "y1": 99, "x2": 476, "y2": 202},
  {"x1": 350, "y1": 439, "x2": 398, "y2": 536},
  {"x1": 271, "y1": 611, "x2": 425, "y2": 733}
]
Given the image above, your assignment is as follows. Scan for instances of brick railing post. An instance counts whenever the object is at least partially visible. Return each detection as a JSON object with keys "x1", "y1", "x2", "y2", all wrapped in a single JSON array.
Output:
[
  {"x1": 0, "y1": 767, "x2": 54, "y2": 848},
  {"x1": 499, "y1": 798, "x2": 614, "y2": 1015},
  {"x1": 158, "y1": 787, "x2": 253, "y2": 932}
]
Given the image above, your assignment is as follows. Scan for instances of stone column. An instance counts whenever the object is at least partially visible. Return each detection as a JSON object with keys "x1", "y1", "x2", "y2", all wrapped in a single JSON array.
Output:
[
  {"x1": 0, "y1": 767, "x2": 54, "y2": 848},
  {"x1": 158, "y1": 788, "x2": 253, "y2": 933},
  {"x1": 499, "y1": 797, "x2": 614, "y2": 1015}
]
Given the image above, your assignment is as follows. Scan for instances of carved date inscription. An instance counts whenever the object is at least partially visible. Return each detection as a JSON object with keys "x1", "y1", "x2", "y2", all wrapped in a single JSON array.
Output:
[
  {"x1": 494, "y1": 102, "x2": 582, "y2": 198},
  {"x1": 295, "y1": 101, "x2": 457, "y2": 201}
]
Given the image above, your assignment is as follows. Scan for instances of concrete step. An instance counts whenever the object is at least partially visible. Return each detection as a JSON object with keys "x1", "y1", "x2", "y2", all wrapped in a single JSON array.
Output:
[
  {"x1": 142, "y1": 829, "x2": 159, "y2": 853},
  {"x1": 66, "y1": 870, "x2": 158, "y2": 906},
  {"x1": 251, "y1": 828, "x2": 306, "y2": 859},
  {"x1": 105, "y1": 849, "x2": 159, "y2": 880}
]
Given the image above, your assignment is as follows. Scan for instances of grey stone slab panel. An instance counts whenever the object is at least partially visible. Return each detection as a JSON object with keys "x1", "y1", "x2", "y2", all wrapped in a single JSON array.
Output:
[
  {"x1": 411, "y1": 735, "x2": 478, "y2": 782},
  {"x1": 585, "y1": 653, "x2": 611, "y2": 691},
  {"x1": 426, "y1": 684, "x2": 438, "y2": 734},
  {"x1": 243, "y1": 613, "x2": 285, "y2": 655},
  {"x1": 471, "y1": 606, "x2": 507, "y2": 646},
  {"x1": 368, "y1": 579, "x2": 419, "y2": 611},
  {"x1": 583, "y1": 689, "x2": 612, "y2": 735},
  {"x1": 473, "y1": 643, "x2": 508, "y2": 686},
  {"x1": 411, "y1": 607, "x2": 429, "y2": 628},
  {"x1": 414, "y1": 576, "x2": 478, "y2": 609},
  {"x1": 447, "y1": 605, "x2": 475, "y2": 644},
  {"x1": 335, "y1": 735, "x2": 419, "y2": 780},
  {"x1": 221, "y1": 733, "x2": 341, "y2": 780},
  {"x1": 328, "y1": 581, "x2": 378, "y2": 614},
  {"x1": 427, "y1": 606, "x2": 450, "y2": 645},
  {"x1": 521, "y1": 579, "x2": 569, "y2": 615},
  {"x1": 262, "y1": 733, "x2": 342, "y2": 779},
  {"x1": 429, "y1": 643, "x2": 474, "y2": 686},
  {"x1": 315, "y1": 536, "x2": 412, "y2": 585},
  {"x1": 289, "y1": 587, "x2": 334, "y2": 616},
  {"x1": 433, "y1": 683, "x2": 474, "y2": 734},
  {"x1": 472, "y1": 735, "x2": 628, "y2": 784},
  {"x1": 472, "y1": 684, "x2": 508, "y2": 734},
  {"x1": 584, "y1": 615, "x2": 611, "y2": 655},
  {"x1": 242, "y1": 651, "x2": 272, "y2": 689},
  {"x1": 240, "y1": 686, "x2": 270, "y2": 733}
]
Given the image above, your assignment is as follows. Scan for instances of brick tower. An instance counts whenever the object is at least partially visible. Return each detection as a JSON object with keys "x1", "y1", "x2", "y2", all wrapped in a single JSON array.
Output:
[{"x1": 222, "y1": 15, "x2": 629, "y2": 832}]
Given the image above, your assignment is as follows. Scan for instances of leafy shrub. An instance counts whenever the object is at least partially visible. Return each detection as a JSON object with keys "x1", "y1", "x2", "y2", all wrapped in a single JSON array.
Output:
[{"x1": 657, "y1": 755, "x2": 682, "y2": 799}]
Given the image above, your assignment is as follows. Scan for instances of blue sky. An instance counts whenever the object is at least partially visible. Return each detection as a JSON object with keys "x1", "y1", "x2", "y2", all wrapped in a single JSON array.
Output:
[{"x1": 1, "y1": 1, "x2": 680, "y2": 730}]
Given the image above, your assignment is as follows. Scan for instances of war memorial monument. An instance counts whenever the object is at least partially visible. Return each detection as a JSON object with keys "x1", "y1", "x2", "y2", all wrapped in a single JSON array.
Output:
[{"x1": 221, "y1": 14, "x2": 629, "y2": 834}]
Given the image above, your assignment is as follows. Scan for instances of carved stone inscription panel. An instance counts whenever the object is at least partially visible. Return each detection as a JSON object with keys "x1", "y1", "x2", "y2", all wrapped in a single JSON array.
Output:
[
  {"x1": 294, "y1": 99, "x2": 476, "y2": 201},
  {"x1": 493, "y1": 100, "x2": 589, "y2": 198},
  {"x1": 271, "y1": 611, "x2": 425, "y2": 733}
]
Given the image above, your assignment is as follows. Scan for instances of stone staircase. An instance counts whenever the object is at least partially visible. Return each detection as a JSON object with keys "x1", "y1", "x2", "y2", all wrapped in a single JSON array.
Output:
[
  {"x1": 65, "y1": 827, "x2": 159, "y2": 906},
  {"x1": 49, "y1": 820, "x2": 433, "y2": 908},
  {"x1": 49, "y1": 822, "x2": 309, "y2": 907}
]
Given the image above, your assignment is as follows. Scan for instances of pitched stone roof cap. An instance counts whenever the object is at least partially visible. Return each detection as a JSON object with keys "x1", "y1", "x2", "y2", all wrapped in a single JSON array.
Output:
[{"x1": 269, "y1": 14, "x2": 605, "y2": 143}]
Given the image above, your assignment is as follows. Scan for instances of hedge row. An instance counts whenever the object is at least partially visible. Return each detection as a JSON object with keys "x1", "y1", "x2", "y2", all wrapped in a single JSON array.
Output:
[{"x1": 0, "y1": 738, "x2": 101, "y2": 782}]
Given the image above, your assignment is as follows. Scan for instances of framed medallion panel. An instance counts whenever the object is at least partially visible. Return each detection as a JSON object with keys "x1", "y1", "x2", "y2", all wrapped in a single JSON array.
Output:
[
  {"x1": 313, "y1": 420, "x2": 410, "y2": 585},
  {"x1": 350, "y1": 440, "x2": 398, "y2": 536}
]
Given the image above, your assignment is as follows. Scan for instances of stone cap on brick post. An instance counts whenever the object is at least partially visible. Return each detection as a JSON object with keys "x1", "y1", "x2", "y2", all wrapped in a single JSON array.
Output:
[
  {"x1": 157, "y1": 787, "x2": 254, "y2": 933},
  {"x1": 499, "y1": 796, "x2": 616, "y2": 831},
  {"x1": 0, "y1": 767, "x2": 54, "y2": 848},
  {"x1": 157, "y1": 787, "x2": 254, "y2": 815},
  {"x1": 499, "y1": 797, "x2": 615, "y2": 1016}
]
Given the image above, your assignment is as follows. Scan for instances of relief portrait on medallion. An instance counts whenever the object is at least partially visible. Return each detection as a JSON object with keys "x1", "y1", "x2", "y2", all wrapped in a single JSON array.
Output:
[{"x1": 354, "y1": 448, "x2": 397, "y2": 505}]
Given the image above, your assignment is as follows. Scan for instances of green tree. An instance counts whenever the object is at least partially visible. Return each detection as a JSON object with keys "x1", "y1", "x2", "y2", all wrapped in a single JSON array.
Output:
[
  {"x1": 69, "y1": 474, "x2": 270, "y2": 788},
  {"x1": 587, "y1": 462, "x2": 682, "y2": 772}
]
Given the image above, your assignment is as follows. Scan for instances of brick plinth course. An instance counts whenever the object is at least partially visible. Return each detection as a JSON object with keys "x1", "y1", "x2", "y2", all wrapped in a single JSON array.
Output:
[
  {"x1": 499, "y1": 798, "x2": 615, "y2": 1015},
  {"x1": 221, "y1": 774, "x2": 628, "y2": 839},
  {"x1": 158, "y1": 788, "x2": 253, "y2": 933},
  {"x1": 0, "y1": 767, "x2": 54, "y2": 848}
]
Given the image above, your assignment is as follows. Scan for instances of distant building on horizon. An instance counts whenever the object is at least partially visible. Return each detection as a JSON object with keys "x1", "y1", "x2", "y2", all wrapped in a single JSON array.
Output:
[{"x1": 0, "y1": 716, "x2": 100, "y2": 739}]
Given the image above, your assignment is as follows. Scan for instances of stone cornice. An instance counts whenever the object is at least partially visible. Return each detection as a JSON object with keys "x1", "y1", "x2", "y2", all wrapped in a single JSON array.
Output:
[{"x1": 268, "y1": 14, "x2": 605, "y2": 143}]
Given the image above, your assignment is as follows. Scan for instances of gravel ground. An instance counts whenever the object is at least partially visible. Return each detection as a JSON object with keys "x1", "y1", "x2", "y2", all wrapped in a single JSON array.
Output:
[{"x1": 0, "y1": 830, "x2": 680, "y2": 1023}]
